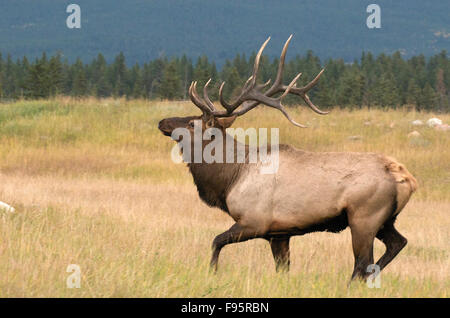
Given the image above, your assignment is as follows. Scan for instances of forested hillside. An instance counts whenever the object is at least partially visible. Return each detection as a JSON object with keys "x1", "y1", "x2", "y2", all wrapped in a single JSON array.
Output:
[
  {"x1": 0, "y1": 1, "x2": 448, "y2": 65},
  {"x1": 0, "y1": 50, "x2": 448, "y2": 112}
]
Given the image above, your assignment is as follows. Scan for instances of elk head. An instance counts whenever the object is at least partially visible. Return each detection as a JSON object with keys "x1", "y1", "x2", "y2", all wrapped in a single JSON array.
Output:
[{"x1": 158, "y1": 35, "x2": 328, "y2": 140}]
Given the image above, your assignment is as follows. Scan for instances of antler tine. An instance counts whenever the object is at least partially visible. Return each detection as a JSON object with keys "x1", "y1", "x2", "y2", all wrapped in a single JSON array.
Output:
[
  {"x1": 256, "y1": 79, "x2": 271, "y2": 90},
  {"x1": 202, "y1": 79, "x2": 218, "y2": 112},
  {"x1": 243, "y1": 75, "x2": 254, "y2": 91},
  {"x1": 233, "y1": 72, "x2": 307, "y2": 127},
  {"x1": 282, "y1": 69, "x2": 329, "y2": 115},
  {"x1": 281, "y1": 72, "x2": 302, "y2": 99},
  {"x1": 298, "y1": 68, "x2": 324, "y2": 92},
  {"x1": 277, "y1": 72, "x2": 308, "y2": 127},
  {"x1": 249, "y1": 36, "x2": 271, "y2": 87},
  {"x1": 266, "y1": 34, "x2": 327, "y2": 116},
  {"x1": 273, "y1": 34, "x2": 292, "y2": 89},
  {"x1": 219, "y1": 37, "x2": 271, "y2": 112},
  {"x1": 189, "y1": 81, "x2": 212, "y2": 114},
  {"x1": 218, "y1": 35, "x2": 294, "y2": 116}
]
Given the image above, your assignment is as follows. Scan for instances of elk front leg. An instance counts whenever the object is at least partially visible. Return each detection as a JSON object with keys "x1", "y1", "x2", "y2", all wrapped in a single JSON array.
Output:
[
  {"x1": 210, "y1": 223, "x2": 259, "y2": 272},
  {"x1": 268, "y1": 237, "x2": 290, "y2": 272}
]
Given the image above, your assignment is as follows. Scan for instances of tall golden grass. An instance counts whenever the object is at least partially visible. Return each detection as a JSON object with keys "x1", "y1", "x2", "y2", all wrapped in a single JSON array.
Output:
[{"x1": 0, "y1": 98, "x2": 448, "y2": 297}]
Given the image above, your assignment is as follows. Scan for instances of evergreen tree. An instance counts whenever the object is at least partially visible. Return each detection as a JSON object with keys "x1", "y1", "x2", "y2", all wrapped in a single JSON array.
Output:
[
  {"x1": 220, "y1": 62, "x2": 242, "y2": 100},
  {"x1": 193, "y1": 56, "x2": 212, "y2": 88},
  {"x1": 421, "y1": 83, "x2": 437, "y2": 111},
  {"x1": 178, "y1": 54, "x2": 193, "y2": 100},
  {"x1": 130, "y1": 63, "x2": 144, "y2": 98},
  {"x1": 25, "y1": 54, "x2": 51, "y2": 99},
  {"x1": 336, "y1": 68, "x2": 365, "y2": 108},
  {"x1": 71, "y1": 58, "x2": 88, "y2": 96},
  {"x1": 436, "y1": 68, "x2": 448, "y2": 111},
  {"x1": 48, "y1": 54, "x2": 64, "y2": 96},
  {"x1": 91, "y1": 53, "x2": 111, "y2": 97},
  {"x1": 372, "y1": 73, "x2": 401, "y2": 108},
  {"x1": 145, "y1": 58, "x2": 166, "y2": 99},
  {"x1": 3, "y1": 54, "x2": 17, "y2": 98},
  {"x1": 111, "y1": 52, "x2": 127, "y2": 97},
  {"x1": 406, "y1": 79, "x2": 422, "y2": 110},
  {"x1": 160, "y1": 59, "x2": 181, "y2": 100},
  {"x1": 0, "y1": 53, "x2": 3, "y2": 98},
  {"x1": 315, "y1": 74, "x2": 334, "y2": 107},
  {"x1": 17, "y1": 56, "x2": 30, "y2": 98}
]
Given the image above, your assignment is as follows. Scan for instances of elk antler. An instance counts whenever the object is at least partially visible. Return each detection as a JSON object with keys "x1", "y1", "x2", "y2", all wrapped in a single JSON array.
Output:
[{"x1": 188, "y1": 35, "x2": 328, "y2": 127}]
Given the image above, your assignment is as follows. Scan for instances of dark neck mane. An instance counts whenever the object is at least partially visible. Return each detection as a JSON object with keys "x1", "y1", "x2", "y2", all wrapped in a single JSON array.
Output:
[
  {"x1": 188, "y1": 161, "x2": 243, "y2": 213},
  {"x1": 186, "y1": 134, "x2": 249, "y2": 213}
]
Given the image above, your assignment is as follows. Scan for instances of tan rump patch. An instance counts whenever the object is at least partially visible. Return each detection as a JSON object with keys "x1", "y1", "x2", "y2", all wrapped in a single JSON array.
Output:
[
  {"x1": 384, "y1": 156, "x2": 418, "y2": 193},
  {"x1": 382, "y1": 156, "x2": 417, "y2": 215}
]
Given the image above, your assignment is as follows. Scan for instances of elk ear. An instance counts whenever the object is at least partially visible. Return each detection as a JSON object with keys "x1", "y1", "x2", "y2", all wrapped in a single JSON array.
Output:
[{"x1": 216, "y1": 116, "x2": 237, "y2": 129}]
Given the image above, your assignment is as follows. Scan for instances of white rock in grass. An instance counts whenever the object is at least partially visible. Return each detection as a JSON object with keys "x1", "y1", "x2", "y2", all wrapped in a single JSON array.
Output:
[
  {"x1": 0, "y1": 201, "x2": 15, "y2": 213},
  {"x1": 407, "y1": 131, "x2": 421, "y2": 138},
  {"x1": 411, "y1": 120, "x2": 423, "y2": 126},
  {"x1": 427, "y1": 118, "x2": 442, "y2": 127}
]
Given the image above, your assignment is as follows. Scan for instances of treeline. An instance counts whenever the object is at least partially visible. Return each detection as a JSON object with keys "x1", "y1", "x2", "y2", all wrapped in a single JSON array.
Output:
[{"x1": 0, "y1": 50, "x2": 448, "y2": 112}]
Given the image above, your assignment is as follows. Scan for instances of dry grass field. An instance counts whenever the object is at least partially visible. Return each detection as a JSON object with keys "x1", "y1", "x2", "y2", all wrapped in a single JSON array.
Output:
[{"x1": 0, "y1": 98, "x2": 448, "y2": 297}]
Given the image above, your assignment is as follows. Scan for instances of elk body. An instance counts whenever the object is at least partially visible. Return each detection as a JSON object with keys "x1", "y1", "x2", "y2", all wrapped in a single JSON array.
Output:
[{"x1": 158, "y1": 36, "x2": 417, "y2": 281}]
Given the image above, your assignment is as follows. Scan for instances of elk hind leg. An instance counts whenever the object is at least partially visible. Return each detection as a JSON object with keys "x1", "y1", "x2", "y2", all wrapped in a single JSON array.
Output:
[
  {"x1": 268, "y1": 237, "x2": 290, "y2": 272},
  {"x1": 347, "y1": 192, "x2": 398, "y2": 283},
  {"x1": 375, "y1": 219, "x2": 407, "y2": 271},
  {"x1": 349, "y1": 225, "x2": 376, "y2": 281}
]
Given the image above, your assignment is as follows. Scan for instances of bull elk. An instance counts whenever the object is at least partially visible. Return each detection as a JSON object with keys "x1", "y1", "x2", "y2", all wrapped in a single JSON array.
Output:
[{"x1": 158, "y1": 36, "x2": 417, "y2": 282}]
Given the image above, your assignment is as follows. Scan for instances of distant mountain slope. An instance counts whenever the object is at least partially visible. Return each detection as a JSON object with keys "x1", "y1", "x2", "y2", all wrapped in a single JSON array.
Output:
[{"x1": 0, "y1": 0, "x2": 448, "y2": 65}]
